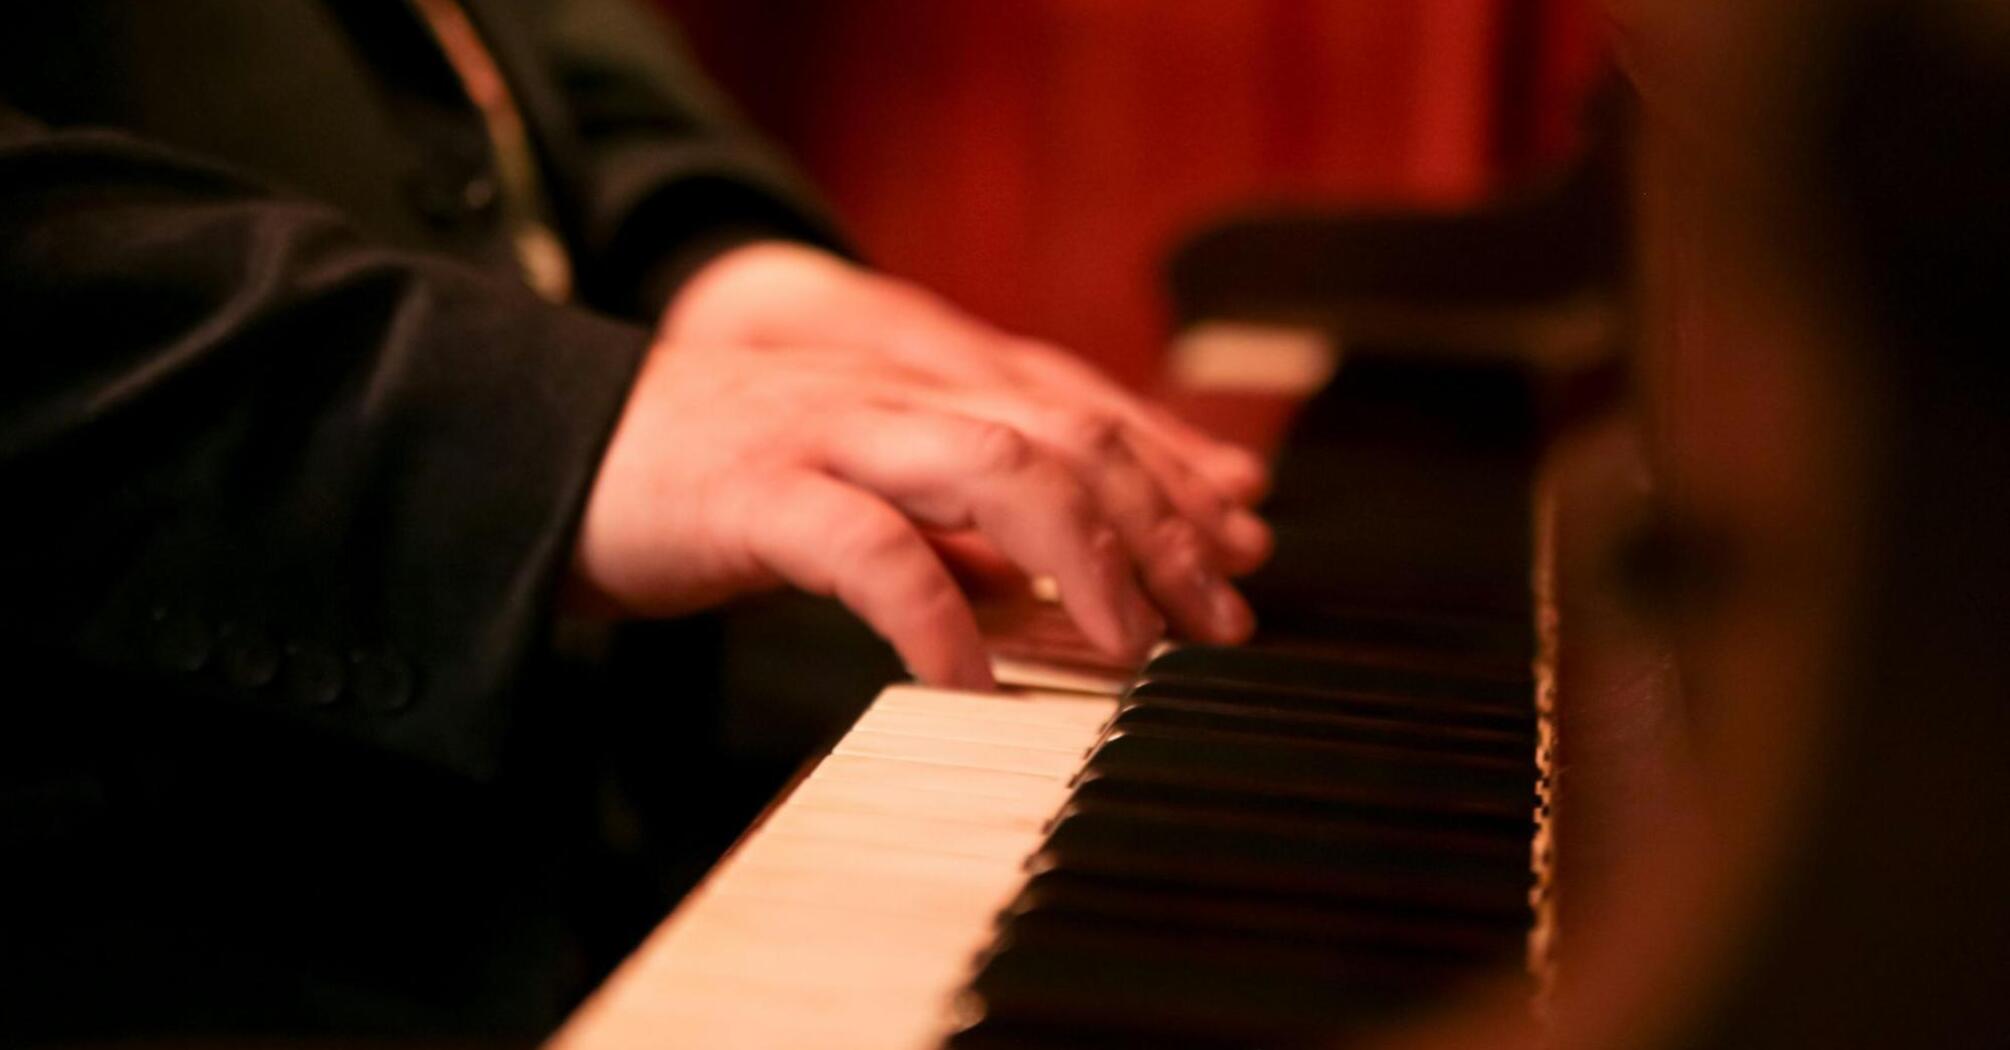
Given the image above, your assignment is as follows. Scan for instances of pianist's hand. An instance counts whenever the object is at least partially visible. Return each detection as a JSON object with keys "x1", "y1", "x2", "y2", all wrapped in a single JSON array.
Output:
[
  {"x1": 570, "y1": 256, "x2": 1272, "y2": 689},
  {"x1": 663, "y1": 241, "x2": 1272, "y2": 516}
]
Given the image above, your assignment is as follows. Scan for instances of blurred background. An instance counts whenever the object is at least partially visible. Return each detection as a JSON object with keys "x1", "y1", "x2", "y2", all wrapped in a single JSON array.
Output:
[{"x1": 656, "y1": 0, "x2": 1609, "y2": 387}]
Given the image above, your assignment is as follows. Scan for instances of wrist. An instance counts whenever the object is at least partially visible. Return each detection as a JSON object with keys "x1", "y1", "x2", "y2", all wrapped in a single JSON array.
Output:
[
  {"x1": 657, "y1": 238, "x2": 851, "y2": 341},
  {"x1": 642, "y1": 230, "x2": 802, "y2": 330}
]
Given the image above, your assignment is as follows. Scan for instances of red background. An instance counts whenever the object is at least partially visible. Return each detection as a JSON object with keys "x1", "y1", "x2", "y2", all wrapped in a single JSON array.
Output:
[{"x1": 658, "y1": 0, "x2": 1607, "y2": 385}]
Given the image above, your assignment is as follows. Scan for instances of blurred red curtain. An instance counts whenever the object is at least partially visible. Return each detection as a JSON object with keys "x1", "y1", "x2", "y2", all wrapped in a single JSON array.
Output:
[{"x1": 658, "y1": 0, "x2": 1606, "y2": 384}]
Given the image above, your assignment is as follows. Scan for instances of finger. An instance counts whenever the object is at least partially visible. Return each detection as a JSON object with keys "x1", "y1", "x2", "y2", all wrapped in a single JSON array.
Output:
[
  {"x1": 1130, "y1": 400, "x2": 1272, "y2": 503},
  {"x1": 1114, "y1": 420, "x2": 1274, "y2": 577},
  {"x1": 1019, "y1": 409, "x2": 1229, "y2": 639},
  {"x1": 741, "y1": 471, "x2": 995, "y2": 690},
  {"x1": 816, "y1": 409, "x2": 1165, "y2": 659},
  {"x1": 934, "y1": 387, "x2": 1270, "y2": 582},
  {"x1": 1005, "y1": 341, "x2": 1272, "y2": 502},
  {"x1": 856, "y1": 308, "x2": 1270, "y2": 505},
  {"x1": 968, "y1": 403, "x2": 1255, "y2": 641}
]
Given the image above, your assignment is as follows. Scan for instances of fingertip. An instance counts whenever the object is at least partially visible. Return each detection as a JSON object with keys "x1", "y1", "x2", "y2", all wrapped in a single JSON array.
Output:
[
  {"x1": 1148, "y1": 523, "x2": 1229, "y2": 644},
  {"x1": 1071, "y1": 590, "x2": 1161, "y2": 665},
  {"x1": 1089, "y1": 589, "x2": 1165, "y2": 665},
  {"x1": 961, "y1": 642, "x2": 1000, "y2": 691},
  {"x1": 1077, "y1": 526, "x2": 1167, "y2": 661},
  {"x1": 1208, "y1": 582, "x2": 1257, "y2": 643},
  {"x1": 1077, "y1": 608, "x2": 1141, "y2": 665},
  {"x1": 1124, "y1": 594, "x2": 1168, "y2": 653},
  {"x1": 910, "y1": 642, "x2": 999, "y2": 692},
  {"x1": 1205, "y1": 446, "x2": 1272, "y2": 504},
  {"x1": 954, "y1": 657, "x2": 1000, "y2": 693},
  {"x1": 1218, "y1": 508, "x2": 1275, "y2": 575}
]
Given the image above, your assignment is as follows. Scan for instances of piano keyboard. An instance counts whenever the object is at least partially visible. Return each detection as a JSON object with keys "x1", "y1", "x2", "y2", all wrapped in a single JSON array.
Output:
[
  {"x1": 553, "y1": 608, "x2": 1541, "y2": 1050},
  {"x1": 555, "y1": 352, "x2": 1552, "y2": 1049},
  {"x1": 947, "y1": 632, "x2": 1540, "y2": 1049}
]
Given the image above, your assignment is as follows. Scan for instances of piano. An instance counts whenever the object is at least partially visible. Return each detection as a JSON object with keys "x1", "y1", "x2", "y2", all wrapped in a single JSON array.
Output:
[
  {"x1": 546, "y1": 11, "x2": 2010, "y2": 1029},
  {"x1": 551, "y1": 332, "x2": 1570, "y2": 1049}
]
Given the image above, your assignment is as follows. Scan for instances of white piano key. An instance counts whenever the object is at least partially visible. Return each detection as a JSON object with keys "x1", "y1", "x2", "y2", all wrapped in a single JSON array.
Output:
[
  {"x1": 850, "y1": 704, "x2": 1103, "y2": 754},
  {"x1": 554, "y1": 684, "x2": 1116, "y2": 1050},
  {"x1": 989, "y1": 653, "x2": 1134, "y2": 695},
  {"x1": 758, "y1": 804, "x2": 1041, "y2": 861},
  {"x1": 868, "y1": 684, "x2": 1118, "y2": 730},
  {"x1": 792, "y1": 768, "x2": 1070, "y2": 829},
  {"x1": 833, "y1": 728, "x2": 1088, "y2": 779}
]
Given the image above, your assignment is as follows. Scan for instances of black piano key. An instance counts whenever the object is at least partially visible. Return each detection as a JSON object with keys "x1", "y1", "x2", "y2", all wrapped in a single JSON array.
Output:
[
  {"x1": 941, "y1": 347, "x2": 1549, "y2": 1048},
  {"x1": 996, "y1": 906, "x2": 1492, "y2": 980},
  {"x1": 1052, "y1": 777, "x2": 1534, "y2": 858},
  {"x1": 958, "y1": 922, "x2": 1468, "y2": 1042},
  {"x1": 1033, "y1": 787, "x2": 1530, "y2": 914},
  {"x1": 1078, "y1": 726, "x2": 1537, "y2": 819},
  {"x1": 1122, "y1": 677, "x2": 1535, "y2": 735},
  {"x1": 1102, "y1": 699, "x2": 1531, "y2": 761},
  {"x1": 1065, "y1": 776, "x2": 1534, "y2": 841},
  {"x1": 1002, "y1": 870, "x2": 1528, "y2": 963},
  {"x1": 1143, "y1": 644, "x2": 1531, "y2": 710},
  {"x1": 1226, "y1": 626, "x2": 1533, "y2": 682},
  {"x1": 1244, "y1": 604, "x2": 1534, "y2": 664},
  {"x1": 1029, "y1": 806, "x2": 1532, "y2": 915}
]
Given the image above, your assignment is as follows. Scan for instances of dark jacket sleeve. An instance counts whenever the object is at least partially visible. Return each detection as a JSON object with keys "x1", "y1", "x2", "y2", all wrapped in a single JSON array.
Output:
[
  {"x1": 478, "y1": 0, "x2": 851, "y2": 317},
  {"x1": 0, "y1": 110, "x2": 649, "y2": 780}
]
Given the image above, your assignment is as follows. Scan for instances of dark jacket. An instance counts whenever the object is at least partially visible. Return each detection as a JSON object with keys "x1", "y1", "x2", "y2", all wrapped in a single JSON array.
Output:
[{"x1": 0, "y1": 0, "x2": 837, "y2": 1039}]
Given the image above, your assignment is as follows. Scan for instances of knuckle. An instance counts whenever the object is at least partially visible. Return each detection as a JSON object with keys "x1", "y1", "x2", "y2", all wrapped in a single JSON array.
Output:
[
  {"x1": 1053, "y1": 410, "x2": 1124, "y2": 455},
  {"x1": 968, "y1": 421, "x2": 1034, "y2": 473},
  {"x1": 1153, "y1": 518, "x2": 1207, "y2": 568},
  {"x1": 1039, "y1": 465, "x2": 1101, "y2": 522},
  {"x1": 1086, "y1": 524, "x2": 1125, "y2": 568}
]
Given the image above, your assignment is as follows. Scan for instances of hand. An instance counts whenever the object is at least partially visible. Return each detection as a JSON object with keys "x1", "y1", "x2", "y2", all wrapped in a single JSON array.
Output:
[
  {"x1": 661, "y1": 241, "x2": 1274, "y2": 554},
  {"x1": 569, "y1": 335, "x2": 1264, "y2": 691}
]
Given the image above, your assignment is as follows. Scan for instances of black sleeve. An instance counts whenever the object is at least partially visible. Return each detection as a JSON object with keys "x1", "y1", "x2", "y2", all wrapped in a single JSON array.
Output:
[
  {"x1": 0, "y1": 112, "x2": 650, "y2": 780},
  {"x1": 482, "y1": 0, "x2": 852, "y2": 317}
]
